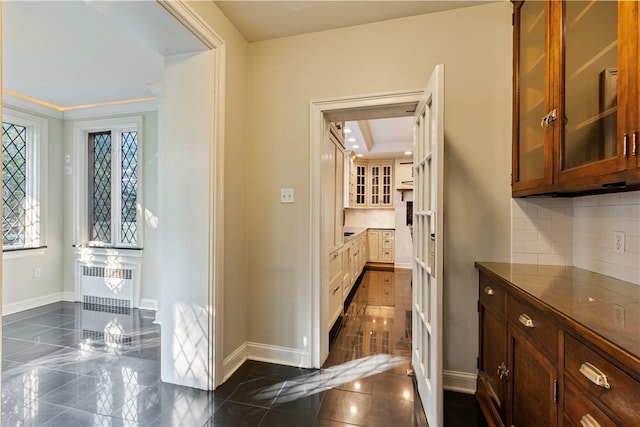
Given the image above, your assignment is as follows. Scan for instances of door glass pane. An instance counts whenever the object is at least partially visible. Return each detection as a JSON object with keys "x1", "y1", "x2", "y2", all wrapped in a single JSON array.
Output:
[
  {"x1": 518, "y1": 1, "x2": 546, "y2": 181},
  {"x1": 563, "y1": 1, "x2": 618, "y2": 170}
]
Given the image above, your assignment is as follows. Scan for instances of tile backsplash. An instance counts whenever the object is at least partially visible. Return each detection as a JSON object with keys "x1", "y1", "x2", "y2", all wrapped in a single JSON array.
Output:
[{"x1": 512, "y1": 191, "x2": 640, "y2": 285}]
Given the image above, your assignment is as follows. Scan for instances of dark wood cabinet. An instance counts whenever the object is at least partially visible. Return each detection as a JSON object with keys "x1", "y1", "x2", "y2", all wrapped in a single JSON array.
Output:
[
  {"x1": 477, "y1": 276, "x2": 506, "y2": 421},
  {"x1": 507, "y1": 325, "x2": 558, "y2": 426},
  {"x1": 475, "y1": 263, "x2": 640, "y2": 427},
  {"x1": 513, "y1": 0, "x2": 640, "y2": 196}
]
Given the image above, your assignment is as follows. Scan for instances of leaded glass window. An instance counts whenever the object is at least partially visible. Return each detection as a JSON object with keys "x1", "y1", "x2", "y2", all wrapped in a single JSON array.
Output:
[
  {"x1": 89, "y1": 132, "x2": 112, "y2": 243},
  {"x1": 2, "y1": 122, "x2": 27, "y2": 246},
  {"x1": 121, "y1": 131, "x2": 137, "y2": 245},
  {"x1": 86, "y1": 126, "x2": 139, "y2": 247},
  {"x1": 1, "y1": 110, "x2": 44, "y2": 251}
]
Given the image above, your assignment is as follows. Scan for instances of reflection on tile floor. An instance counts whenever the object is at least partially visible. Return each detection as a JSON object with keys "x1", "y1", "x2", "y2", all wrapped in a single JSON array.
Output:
[{"x1": 1, "y1": 269, "x2": 485, "y2": 426}]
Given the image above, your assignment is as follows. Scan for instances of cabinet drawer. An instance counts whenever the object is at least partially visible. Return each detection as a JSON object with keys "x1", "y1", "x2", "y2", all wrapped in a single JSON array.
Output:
[
  {"x1": 381, "y1": 238, "x2": 393, "y2": 249},
  {"x1": 479, "y1": 273, "x2": 505, "y2": 316},
  {"x1": 381, "y1": 230, "x2": 394, "y2": 239},
  {"x1": 564, "y1": 377, "x2": 617, "y2": 427},
  {"x1": 380, "y1": 249, "x2": 393, "y2": 262},
  {"x1": 507, "y1": 295, "x2": 557, "y2": 360},
  {"x1": 564, "y1": 333, "x2": 640, "y2": 426}
]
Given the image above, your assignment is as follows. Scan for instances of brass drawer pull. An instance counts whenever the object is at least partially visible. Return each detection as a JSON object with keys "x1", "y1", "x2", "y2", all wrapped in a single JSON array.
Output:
[
  {"x1": 580, "y1": 414, "x2": 602, "y2": 427},
  {"x1": 518, "y1": 313, "x2": 535, "y2": 328},
  {"x1": 483, "y1": 286, "x2": 495, "y2": 296},
  {"x1": 579, "y1": 362, "x2": 611, "y2": 389},
  {"x1": 332, "y1": 285, "x2": 341, "y2": 295}
]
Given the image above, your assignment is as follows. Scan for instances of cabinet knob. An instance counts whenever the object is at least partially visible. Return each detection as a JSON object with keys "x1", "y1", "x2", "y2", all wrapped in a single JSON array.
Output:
[
  {"x1": 579, "y1": 362, "x2": 611, "y2": 389},
  {"x1": 580, "y1": 414, "x2": 602, "y2": 427},
  {"x1": 483, "y1": 286, "x2": 495, "y2": 296},
  {"x1": 497, "y1": 362, "x2": 510, "y2": 380},
  {"x1": 518, "y1": 313, "x2": 535, "y2": 328}
]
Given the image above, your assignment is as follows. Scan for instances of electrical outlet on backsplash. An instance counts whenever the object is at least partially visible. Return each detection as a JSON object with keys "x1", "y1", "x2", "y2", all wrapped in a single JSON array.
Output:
[{"x1": 511, "y1": 191, "x2": 640, "y2": 285}]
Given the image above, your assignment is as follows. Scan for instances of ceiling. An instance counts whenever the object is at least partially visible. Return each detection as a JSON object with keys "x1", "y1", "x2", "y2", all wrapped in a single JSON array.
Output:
[
  {"x1": 2, "y1": 1, "x2": 206, "y2": 110},
  {"x1": 214, "y1": 1, "x2": 491, "y2": 42},
  {"x1": 3, "y1": 1, "x2": 483, "y2": 155},
  {"x1": 346, "y1": 117, "x2": 415, "y2": 160}
]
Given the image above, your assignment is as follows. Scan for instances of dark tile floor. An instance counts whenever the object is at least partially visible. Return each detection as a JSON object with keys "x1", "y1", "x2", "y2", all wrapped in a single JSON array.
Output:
[{"x1": 1, "y1": 269, "x2": 486, "y2": 426}]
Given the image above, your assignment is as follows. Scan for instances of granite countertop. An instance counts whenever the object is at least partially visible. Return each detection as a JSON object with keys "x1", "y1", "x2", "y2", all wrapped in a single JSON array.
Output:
[{"x1": 475, "y1": 262, "x2": 640, "y2": 361}]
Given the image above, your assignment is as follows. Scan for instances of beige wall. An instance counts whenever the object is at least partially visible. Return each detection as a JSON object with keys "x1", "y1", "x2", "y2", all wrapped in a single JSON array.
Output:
[
  {"x1": 188, "y1": 1, "x2": 250, "y2": 361},
  {"x1": 246, "y1": 2, "x2": 513, "y2": 374}
]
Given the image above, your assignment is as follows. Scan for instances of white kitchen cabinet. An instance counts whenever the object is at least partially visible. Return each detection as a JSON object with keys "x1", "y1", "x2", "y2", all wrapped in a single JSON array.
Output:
[
  {"x1": 324, "y1": 122, "x2": 345, "y2": 252},
  {"x1": 369, "y1": 162, "x2": 392, "y2": 206},
  {"x1": 347, "y1": 159, "x2": 393, "y2": 208},
  {"x1": 395, "y1": 158, "x2": 413, "y2": 190},
  {"x1": 367, "y1": 229, "x2": 395, "y2": 264},
  {"x1": 328, "y1": 248, "x2": 343, "y2": 328}
]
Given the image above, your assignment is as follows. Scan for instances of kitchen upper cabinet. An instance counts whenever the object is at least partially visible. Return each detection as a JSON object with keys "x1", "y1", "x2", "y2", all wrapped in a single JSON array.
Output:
[
  {"x1": 513, "y1": 0, "x2": 640, "y2": 196},
  {"x1": 347, "y1": 159, "x2": 393, "y2": 207}
]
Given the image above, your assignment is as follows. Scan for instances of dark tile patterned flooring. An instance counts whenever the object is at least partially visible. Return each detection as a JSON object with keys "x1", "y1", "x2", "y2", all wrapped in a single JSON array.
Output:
[{"x1": 1, "y1": 269, "x2": 485, "y2": 426}]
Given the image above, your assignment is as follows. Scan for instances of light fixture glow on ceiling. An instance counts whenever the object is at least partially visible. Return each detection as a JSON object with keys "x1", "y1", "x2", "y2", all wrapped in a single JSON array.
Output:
[
  {"x1": 356, "y1": 153, "x2": 364, "y2": 157},
  {"x1": 404, "y1": 151, "x2": 413, "y2": 155},
  {"x1": 348, "y1": 137, "x2": 356, "y2": 142},
  {"x1": 344, "y1": 128, "x2": 352, "y2": 133},
  {"x1": 352, "y1": 144, "x2": 360, "y2": 149}
]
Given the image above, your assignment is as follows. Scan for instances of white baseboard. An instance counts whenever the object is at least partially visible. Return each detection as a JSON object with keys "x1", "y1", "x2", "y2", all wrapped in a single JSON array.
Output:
[
  {"x1": 139, "y1": 298, "x2": 158, "y2": 311},
  {"x1": 443, "y1": 370, "x2": 477, "y2": 394},
  {"x1": 223, "y1": 343, "x2": 248, "y2": 382},
  {"x1": 394, "y1": 263, "x2": 412, "y2": 270},
  {"x1": 247, "y1": 342, "x2": 310, "y2": 368},
  {"x1": 62, "y1": 291, "x2": 77, "y2": 302},
  {"x1": 3, "y1": 292, "x2": 64, "y2": 316}
]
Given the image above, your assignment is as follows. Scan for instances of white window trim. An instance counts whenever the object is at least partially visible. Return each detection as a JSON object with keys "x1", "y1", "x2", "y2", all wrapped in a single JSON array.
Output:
[
  {"x1": 2, "y1": 108, "x2": 48, "y2": 252},
  {"x1": 73, "y1": 116, "x2": 143, "y2": 249}
]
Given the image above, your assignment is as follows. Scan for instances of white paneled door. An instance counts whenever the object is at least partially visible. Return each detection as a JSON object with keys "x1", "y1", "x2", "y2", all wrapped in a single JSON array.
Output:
[{"x1": 412, "y1": 64, "x2": 444, "y2": 427}]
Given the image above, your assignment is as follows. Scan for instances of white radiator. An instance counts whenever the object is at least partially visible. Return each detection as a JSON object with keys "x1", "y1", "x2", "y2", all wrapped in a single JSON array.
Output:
[{"x1": 80, "y1": 265, "x2": 137, "y2": 310}]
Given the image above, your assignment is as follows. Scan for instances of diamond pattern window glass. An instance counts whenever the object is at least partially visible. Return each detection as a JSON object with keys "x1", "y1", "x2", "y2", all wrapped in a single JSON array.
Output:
[
  {"x1": 121, "y1": 131, "x2": 138, "y2": 245},
  {"x1": 2, "y1": 122, "x2": 27, "y2": 246},
  {"x1": 89, "y1": 132, "x2": 112, "y2": 243},
  {"x1": 1, "y1": 110, "x2": 45, "y2": 251},
  {"x1": 84, "y1": 122, "x2": 140, "y2": 248}
]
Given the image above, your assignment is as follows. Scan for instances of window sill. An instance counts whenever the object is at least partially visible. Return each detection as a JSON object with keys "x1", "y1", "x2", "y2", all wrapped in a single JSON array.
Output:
[
  {"x1": 3, "y1": 246, "x2": 48, "y2": 259},
  {"x1": 73, "y1": 245, "x2": 143, "y2": 258}
]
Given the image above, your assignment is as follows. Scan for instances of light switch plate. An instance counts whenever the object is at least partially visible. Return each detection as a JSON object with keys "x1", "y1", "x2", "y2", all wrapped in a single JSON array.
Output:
[{"x1": 280, "y1": 188, "x2": 294, "y2": 204}]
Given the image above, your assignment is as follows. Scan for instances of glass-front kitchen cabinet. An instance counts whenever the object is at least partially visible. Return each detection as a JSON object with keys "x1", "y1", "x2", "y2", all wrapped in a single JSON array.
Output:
[{"x1": 513, "y1": 0, "x2": 640, "y2": 197}]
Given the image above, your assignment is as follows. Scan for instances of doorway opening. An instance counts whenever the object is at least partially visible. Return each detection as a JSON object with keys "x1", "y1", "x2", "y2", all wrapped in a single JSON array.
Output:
[{"x1": 309, "y1": 90, "x2": 423, "y2": 369}]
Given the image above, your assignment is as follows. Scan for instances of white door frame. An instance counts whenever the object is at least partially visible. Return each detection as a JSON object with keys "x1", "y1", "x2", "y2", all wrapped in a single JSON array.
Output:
[
  {"x1": 309, "y1": 89, "x2": 424, "y2": 368},
  {"x1": 158, "y1": 0, "x2": 226, "y2": 389}
]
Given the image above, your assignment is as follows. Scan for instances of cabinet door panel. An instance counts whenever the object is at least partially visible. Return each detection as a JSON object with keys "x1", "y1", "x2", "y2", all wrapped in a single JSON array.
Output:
[
  {"x1": 513, "y1": 0, "x2": 551, "y2": 189},
  {"x1": 508, "y1": 327, "x2": 558, "y2": 427},
  {"x1": 561, "y1": 1, "x2": 619, "y2": 171},
  {"x1": 479, "y1": 304, "x2": 506, "y2": 417}
]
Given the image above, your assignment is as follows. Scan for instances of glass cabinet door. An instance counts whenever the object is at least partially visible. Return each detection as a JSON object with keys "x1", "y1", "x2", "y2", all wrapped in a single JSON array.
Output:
[
  {"x1": 514, "y1": 1, "x2": 549, "y2": 187},
  {"x1": 560, "y1": 0, "x2": 619, "y2": 171}
]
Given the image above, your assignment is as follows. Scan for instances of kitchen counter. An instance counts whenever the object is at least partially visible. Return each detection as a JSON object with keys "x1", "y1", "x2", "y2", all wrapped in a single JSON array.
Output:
[
  {"x1": 342, "y1": 227, "x2": 368, "y2": 243},
  {"x1": 475, "y1": 262, "x2": 640, "y2": 361}
]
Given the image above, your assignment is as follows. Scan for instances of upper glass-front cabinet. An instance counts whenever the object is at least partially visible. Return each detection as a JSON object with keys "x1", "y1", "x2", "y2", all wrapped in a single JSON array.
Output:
[
  {"x1": 512, "y1": 0, "x2": 640, "y2": 197},
  {"x1": 515, "y1": 0, "x2": 547, "y2": 184}
]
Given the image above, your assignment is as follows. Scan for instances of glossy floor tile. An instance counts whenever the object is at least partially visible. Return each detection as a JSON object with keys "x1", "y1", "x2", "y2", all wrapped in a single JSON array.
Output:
[{"x1": 1, "y1": 269, "x2": 485, "y2": 426}]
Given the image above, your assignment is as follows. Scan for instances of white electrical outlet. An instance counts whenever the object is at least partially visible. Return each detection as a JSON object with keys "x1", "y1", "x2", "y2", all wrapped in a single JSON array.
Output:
[
  {"x1": 614, "y1": 231, "x2": 625, "y2": 254},
  {"x1": 34, "y1": 267, "x2": 42, "y2": 278},
  {"x1": 280, "y1": 188, "x2": 294, "y2": 204}
]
